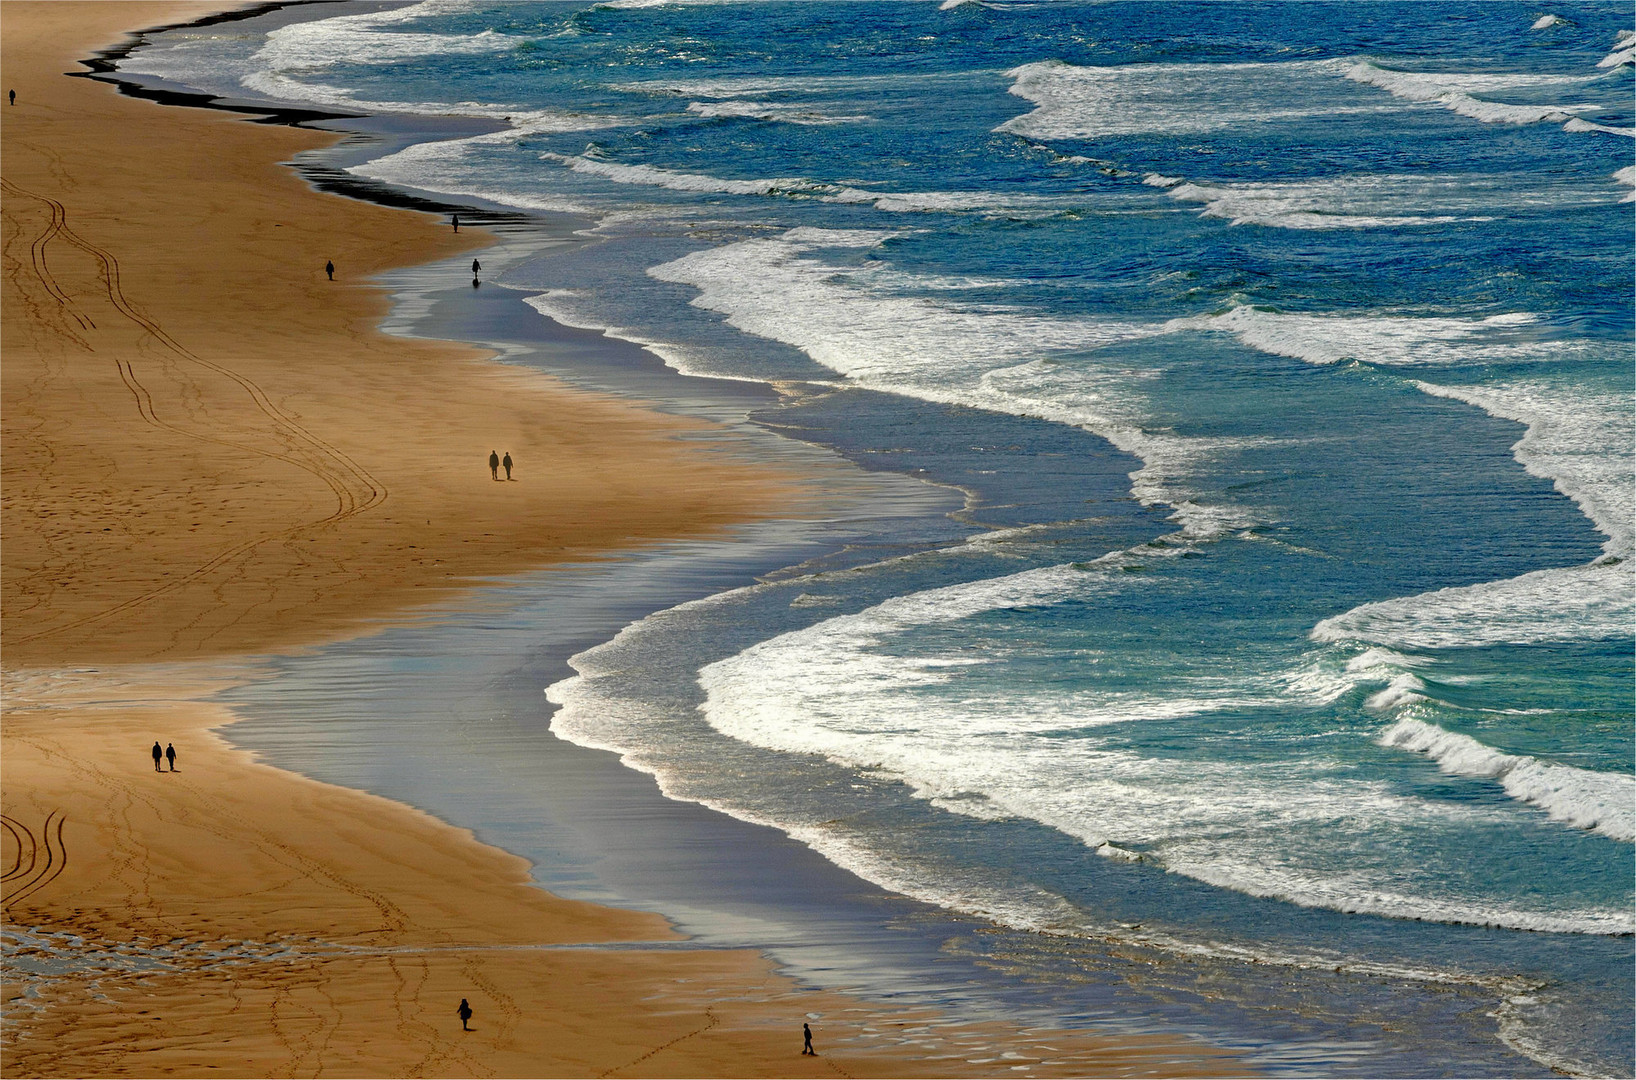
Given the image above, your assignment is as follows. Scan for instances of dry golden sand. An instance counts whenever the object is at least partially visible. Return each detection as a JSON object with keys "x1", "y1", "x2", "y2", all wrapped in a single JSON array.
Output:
[{"x1": 0, "y1": 4, "x2": 1246, "y2": 1076}]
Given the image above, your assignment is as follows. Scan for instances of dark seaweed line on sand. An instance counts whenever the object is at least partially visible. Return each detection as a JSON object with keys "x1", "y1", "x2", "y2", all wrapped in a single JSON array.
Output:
[{"x1": 68, "y1": 0, "x2": 532, "y2": 229}]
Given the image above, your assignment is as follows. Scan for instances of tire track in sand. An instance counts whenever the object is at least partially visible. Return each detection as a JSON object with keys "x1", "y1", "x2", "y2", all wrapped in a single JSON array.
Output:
[
  {"x1": 1, "y1": 814, "x2": 39, "y2": 883},
  {"x1": 1, "y1": 811, "x2": 68, "y2": 908},
  {"x1": 2, "y1": 178, "x2": 393, "y2": 644},
  {"x1": 13, "y1": 173, "x2": 95, "y2": 333}
]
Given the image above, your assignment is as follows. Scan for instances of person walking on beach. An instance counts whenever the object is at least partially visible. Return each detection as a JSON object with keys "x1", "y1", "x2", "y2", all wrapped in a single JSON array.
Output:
[
  {"x1": 489, "y1": 450, "x2": 500, "y2": 480},
  {"x1": 802, "y1": 1022, "x2": 815, "y2": 1056},
  {"x1": 452, "y1": 213, "x2": 460, "y2": 232},
  {"x1": 165, "y1": 743, "x2": 177, "y2": 772},
  {"x1": 151, "y1": 741, "x2": 163, "y2": 773},
  {"x1": 471, "y1": 258, "x2": 481, "y2": 278},
  {"x1": 458, "y1": 998, "x2": 473, "y2": 1031},
  {"x1": 8, "y1": 91, "x2": 14, "y2": 106},
  {"x1": 325, "y1": 259, "x2": 334, "y2": 281},
  {"x1": 502, "y1": 452, "x2": 513, "y2": 480}
]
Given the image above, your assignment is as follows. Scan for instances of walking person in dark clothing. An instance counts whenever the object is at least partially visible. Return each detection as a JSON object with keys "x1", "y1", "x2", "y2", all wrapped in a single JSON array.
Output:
[
  {"x1": 452, "y1": 213, "x2": 460, "y2": 232},
  {"x1": 802, "y1": 1022, "x2": 815, "y2": 1055},
  {"x1": 8, "y1": 91, "x2": 14, "y2": 106},
  {"x1": 502, "y1": 452, "x2": 513, "y2": 480},
  {"x1": 325, "y1": 260, "x2": 334, "y2": 281},
  {"x1": 458, "y1": 998, "x2": 473, "y2": 1031},
  {"x1": 489, "y1": 450, "x2": 500, "y2": 480},
  {"x1": 151, "y1": 742, "x2": 163, "y2": 772},
  {"x1": 165, "y1": 743, "x2": 176, "y2": 772},
  {"x1": 471, "y1": 258, "x2": 481, "y2": 277}
]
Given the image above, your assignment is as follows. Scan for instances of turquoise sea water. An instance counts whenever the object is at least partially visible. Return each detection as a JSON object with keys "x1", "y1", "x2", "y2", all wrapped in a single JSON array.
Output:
[{"x1": 125, "y1": 3, "x2": 1633, "y2": 1074}]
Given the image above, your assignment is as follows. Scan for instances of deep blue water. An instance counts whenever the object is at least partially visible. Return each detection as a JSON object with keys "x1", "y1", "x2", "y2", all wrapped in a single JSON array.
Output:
[{"x1": 127, "y1": 3, "x2": 1633, "y2": 1074}]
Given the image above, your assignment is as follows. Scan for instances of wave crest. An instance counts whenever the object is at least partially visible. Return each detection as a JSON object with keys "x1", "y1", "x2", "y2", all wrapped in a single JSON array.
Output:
[
  {"x1": 1345, "y1": 60, "x2": 1600, "y2": 125},
  {"x1": 1380, "y1": 717, "x2": 1635, "y2": 842}
]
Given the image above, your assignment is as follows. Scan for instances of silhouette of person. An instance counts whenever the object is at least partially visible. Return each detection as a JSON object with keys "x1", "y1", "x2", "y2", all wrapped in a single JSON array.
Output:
[
  {"x1": 452, "y1": 213, "x2": 460, "y2": 232},
  {"x1": 802, "y1": 1022, "x2": 814, "y2": 1055},
  {"x1": 458, "y1": 998, "x2": 473, "y2": 1031},
  {"x1": 152, "y1": 741, "x2": 163, "y2": 772},
  {"x1": 471, "y1": 258, "x2": 481, "y2": 277},
  {"x1": 325, "y1": 260, "x2": 334, "y2": 281},
  {"x1": 8, "y1": 91, "x2": 13, "y2": 106},
  {"x1": 502, "y1": 452, "x2": 513, "y2": 480},
  {"x1": 488, "y1": 450, "x2": 500, "y2": 480},
  {"x1": 165, "y1": 743, "x2": 176, "y2": 772}
]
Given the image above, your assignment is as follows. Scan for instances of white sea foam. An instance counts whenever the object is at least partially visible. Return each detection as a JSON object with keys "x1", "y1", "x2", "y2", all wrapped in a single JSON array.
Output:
[
  {"x1": 1157, "y1": 849, "x2": 1632, "y2": 934},
  {"x1": 1310, "y1": 377, "x2": 1636, "y2": 648},
  {"x1": 1365, "y1": 673, "x2": 1429, "y2": 710},
  {"x1": 241, "y1": 1, "x2": 517, "y2": 109},
  {"x1": 649, "y1": 229, "x2": 1251, "y2": 537},
  {"x1": 1414, "y1": 380, "x2": 1634, "y2": 558},
  {"x1": 1347, "y1": 647, "x2": 1427, "y2": 673},
  {"x1": 256, "y1": 0, "x2": 511, "y2": 67},
  {"x1": 1379, "y1": 717, "x2": 1635, "y2": 842},
  {"x1": 348, "y1": 127, "x2": 602, "y2": 214},
  {"x1": 1531, "y1": 14, "x2": 1568, "y2": 29},
  {"x1": 544, "y1": 151, "x2": 844, "y2": 199},
  {"x1": 1344, "y1": 61, "x2": 1603, "y2": 125},
  {"x1": 866, "y1": 191, "x2": 1075, "y2": 216},
  {"x1": 1005, "y1": 55, "x2": 1623, "y2": 150},
  {"x1": 238, "y1": 2, "x2": 628, "y2": 129},
  {"x1": 999, "y1": 57, "x2": 1395, "y2": 140},
  {"x1": 1561, "y1": 117, "x2": 1636, "y2": 137},
  {"x1": 1615, "y1": 165, "x2": 1636, "y2": 202},
  {"x1": 1158, "y1": 162, "x2": 1625, "y2": 229},
  {"x1": 555, "y1": 601, "x2": 1633, "y2": 942},
  {"x1": 1159, "y1": 176, "x2": 1480, "y2": 230},
  {"x1": 612, "y1": 73, "x2": 926, "y2": 97},
  {"x1": 1281, "y1": 646, "x2": 1431, "y2": 703},
  {"x1": 557, "y1": 614, "x2": 1623, "y2": 944},
  {"x1": 684, "y1": 562, "x2": 1631, "y2": 935},
  {"x1": 1196, "y1": 305, "x2": 1598, "y2": 367},
  {"x1": 541, "y1": 152, "x2": 1084, "y2": 217},
  {"x1": 686, "y1": 100, "x2": 872, "y2": 125},
  {"x1": 1313, "y1": 562, "x2": 1634, "y2": 648},
  {"x1": 127, "y1": 0, "x2": 539, "y2": 123},
  {"x1": 1597, "y1": 29, "x2": 1636, "y2": 68},
  {"x1": 595, "y1": 0, "x2": 738, "y2": 8},
  {"x1": 774, "y1": 226, "x2": 902, "y2": 248}
]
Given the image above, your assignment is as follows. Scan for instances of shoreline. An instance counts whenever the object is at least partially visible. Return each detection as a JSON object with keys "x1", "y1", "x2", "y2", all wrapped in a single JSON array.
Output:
[
  {"x1": 0, "y1": 4, "x2": 1245, "y2": 1076},
  {"x1": 175, "y1": 41, "x2": 1542, "y2": 1080},
  {"x1": 120, "y1": 6, "x2": 1635, "y2": 1079}
]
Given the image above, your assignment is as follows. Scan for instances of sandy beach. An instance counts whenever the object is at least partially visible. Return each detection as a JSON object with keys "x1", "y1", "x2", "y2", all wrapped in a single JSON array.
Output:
[{"x1": 0, "y1": 4, "x2": 1246, "y2": 1076}]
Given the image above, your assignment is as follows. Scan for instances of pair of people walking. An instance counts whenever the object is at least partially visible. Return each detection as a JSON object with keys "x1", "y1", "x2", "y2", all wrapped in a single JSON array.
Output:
[
  {"x1": 150, "y1": 742, "x2": 177, "y2": 772},
  {"x1": 488, "y1": 450, "x2": 513, "y2": 481}
]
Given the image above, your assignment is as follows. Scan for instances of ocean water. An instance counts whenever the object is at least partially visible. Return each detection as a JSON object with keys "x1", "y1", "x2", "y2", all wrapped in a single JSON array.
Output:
[{"x1": 123, "y1": 2, "x2": 1633, "y2": 1075}]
